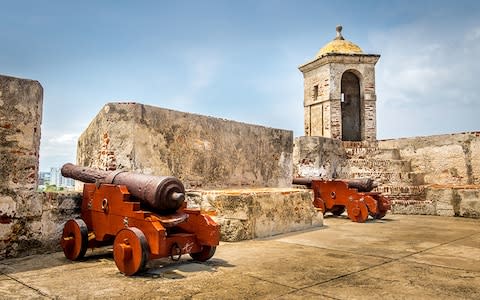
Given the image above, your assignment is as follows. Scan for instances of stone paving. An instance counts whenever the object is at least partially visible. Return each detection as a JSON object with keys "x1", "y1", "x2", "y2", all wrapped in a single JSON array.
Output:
[{"x1": 0, "y1": 214, "x2": 479, "y2": 299}]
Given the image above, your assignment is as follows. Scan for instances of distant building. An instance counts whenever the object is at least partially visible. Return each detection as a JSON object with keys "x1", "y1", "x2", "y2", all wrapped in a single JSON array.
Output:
[
  {"x1": 44, "y1": 167, "x2": 75, "y2": 189},
  {"x1": 38, "y1": 171, "x2": 51, "y2": 186}
]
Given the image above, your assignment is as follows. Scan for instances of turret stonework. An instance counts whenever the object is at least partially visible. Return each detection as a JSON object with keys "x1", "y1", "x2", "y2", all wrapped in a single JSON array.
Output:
[{"x1": 299, "y1": 26, "x2": 380, "y2": 141}]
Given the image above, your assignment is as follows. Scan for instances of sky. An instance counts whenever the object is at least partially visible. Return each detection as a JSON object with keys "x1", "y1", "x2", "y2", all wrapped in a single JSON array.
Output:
[{"x1": 1, "y1": 0, "x2": 479, "y2": 172}]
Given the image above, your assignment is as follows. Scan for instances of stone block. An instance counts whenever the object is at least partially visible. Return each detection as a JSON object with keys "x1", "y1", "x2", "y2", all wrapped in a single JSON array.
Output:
[
  {"x1": 425, "y1": 186, "x2": 480, "y2": 218},
  {"x1": 0, "y1": 195, "x2": 16, "y2": 218},
  {"x1": 426, "y1": 188, "x2": 455, "y2": 217},
  {"x1": 457, "y1": 189, "x2": 480, "y2": 218},
  {"x1": 186, "y1": 188, "x2": 322, "y2": 242},
  {"x1": 77, "y1": 103, "x2": 293, "y2": 189},
  {"x1": 390, "y1": 200, "x2": 436, "y2": 215},
  {"x1": 0, "y1": 223, "x2": 13, "y2": 240},
  {"x1": 470, "y1": 138, "x2": 480, "y2": 184},
  {"x1": 253, "y1": 190, "x2": 322, "y2": 238}
]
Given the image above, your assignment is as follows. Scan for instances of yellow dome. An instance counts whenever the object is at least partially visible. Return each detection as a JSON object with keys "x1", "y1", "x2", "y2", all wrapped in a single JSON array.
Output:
[{"x1": 316, "y1": 25, "x2": 363, "y2": 58}]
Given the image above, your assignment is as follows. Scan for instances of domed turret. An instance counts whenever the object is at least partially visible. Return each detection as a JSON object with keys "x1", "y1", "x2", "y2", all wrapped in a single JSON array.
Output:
[
  {"x1": 316, "y1": 25, "x2": 363, "y2": 57},
  {"x1": 299, "y1": 25, "x2": 380, "y2": 142}
]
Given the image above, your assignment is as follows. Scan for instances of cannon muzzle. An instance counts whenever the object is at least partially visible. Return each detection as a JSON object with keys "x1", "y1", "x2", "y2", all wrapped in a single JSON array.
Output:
[{"x1": 61, "y1": 163, "x2": 185, "y2": 214}]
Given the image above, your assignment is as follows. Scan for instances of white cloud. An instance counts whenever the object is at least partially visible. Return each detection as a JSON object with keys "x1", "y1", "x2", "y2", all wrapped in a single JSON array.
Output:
[
  {"x1": 190, "y1": 57, "x2": 221, "y2": 89},
  {"x1": 164, "y1": 49, "x2": 223, "y2": 112},
  {"x1": 370, "y1": 21, "x2": 480, "y2": 138},
  {"x1": 39, "y1": 132, "x2": 78, "y2": 170},
  {"x1": 47, "y1": 133, "x2": 78, "y2": 144},
  {"x1": 466, "y1": 26, "x2": 480, "y2": 41}
]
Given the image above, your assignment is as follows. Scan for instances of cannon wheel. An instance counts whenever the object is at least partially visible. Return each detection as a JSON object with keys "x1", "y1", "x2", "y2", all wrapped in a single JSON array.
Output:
[
  {"x1": 190, "y1": 246, "x2": 216, "y2": 262},
  {"x1": 330, "y1": 205, "x2": 346, "y2": 216},
  {"x1": 346, "y1": 201, "x2": 369, "y2": 223},
  {"x1": 61, "y1": 219, "x2": 88, "y2": 261},
  {"x1": 113, "y1": 227, "x2": 150, "y2": 275},
  {"x1": 373, "y1": 195, "x2": 390, "y2": 219}
]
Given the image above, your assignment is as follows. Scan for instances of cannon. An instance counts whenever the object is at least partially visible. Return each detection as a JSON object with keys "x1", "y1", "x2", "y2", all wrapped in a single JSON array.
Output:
[
  {"x1": 60, "y1": 163, "x2": 220, "y2": 275},
  {"x1": 293, "y1": 177, "x2": 391, "y2": 223}
]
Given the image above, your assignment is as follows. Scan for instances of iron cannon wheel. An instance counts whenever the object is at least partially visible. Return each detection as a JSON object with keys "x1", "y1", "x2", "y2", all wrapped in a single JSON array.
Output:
[
  {"x1": 61, "y1": 219, "x2": 88, "y2": 261},
  {"x1": 113, "y1": 227, "x2": 150, "y2": 276},
  {"x1": 190, "y1": 245, "x2": 216, "y2": 262}
]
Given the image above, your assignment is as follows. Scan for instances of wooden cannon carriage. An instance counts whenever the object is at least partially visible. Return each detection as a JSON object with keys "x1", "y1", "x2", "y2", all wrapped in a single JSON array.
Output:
[{"x1": 60, "y1": 163, "x2": 220, "y2": 275}]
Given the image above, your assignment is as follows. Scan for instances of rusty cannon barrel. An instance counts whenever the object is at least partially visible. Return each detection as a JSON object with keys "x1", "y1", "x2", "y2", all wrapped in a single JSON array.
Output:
[
  {"x1": 293, "y1": 177, "x2": 378, "y2": 193},
  {"x1": 61, "y1": 163, "x2": 185, "y2": 213}
]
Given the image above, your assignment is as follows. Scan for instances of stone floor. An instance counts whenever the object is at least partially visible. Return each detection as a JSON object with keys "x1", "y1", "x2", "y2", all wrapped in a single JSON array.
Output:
[{"x1": 0, "y1": 214, "x2": 479, "y2": 299}]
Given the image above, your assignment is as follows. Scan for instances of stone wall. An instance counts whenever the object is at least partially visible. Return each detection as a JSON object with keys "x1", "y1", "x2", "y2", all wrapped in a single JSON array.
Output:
[
  {"x1": 293, "y1": 136, "x2": 346, "y2": 179},
  {"x1": 428, "y1": 185, "x2": 480, "y2": 218},
  {"x1": 28, "y1": 192, "x2": 82, "y2": 256},
  {"x1": 0, "y1": 75, "x2": 83, "y2": 259},
  {"x1": 292, "y1": 133, "x2": 480, "y2": 218},
  {"x1": 0, "y1": 75, "x2": 43, "y2": 258},
  {"x1": 77, "y1": 103, "x2": 293, "y2": 189},
  {"x1": 377, "y1": 132, "x2": 480, "y2": 217},
  {"x1": 187, "y1": 188, "x2": 322, "y2": 241},
  {"x1": 378, "y1": 132, "x2": 480, "y2": 185}
]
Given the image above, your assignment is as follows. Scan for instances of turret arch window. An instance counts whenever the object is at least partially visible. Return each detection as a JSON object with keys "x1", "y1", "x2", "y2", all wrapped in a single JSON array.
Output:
[{"x1": 341, "y1": 71, "x2": 361, "y2": 141}]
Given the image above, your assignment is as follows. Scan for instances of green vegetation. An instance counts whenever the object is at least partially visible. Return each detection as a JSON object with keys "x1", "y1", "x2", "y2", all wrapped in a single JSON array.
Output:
[{"x1": 37, "y1": 184, "x2": 65, "y2": 192}]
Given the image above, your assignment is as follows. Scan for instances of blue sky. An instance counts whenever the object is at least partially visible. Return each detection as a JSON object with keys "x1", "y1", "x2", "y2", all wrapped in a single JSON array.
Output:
[{"x1": 1, "y1": 1, "x2": 479, "y2": 171}]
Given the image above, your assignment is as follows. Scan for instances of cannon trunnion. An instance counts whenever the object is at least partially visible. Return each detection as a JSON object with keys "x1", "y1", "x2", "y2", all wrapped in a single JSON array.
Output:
[{"x1": 60, "y1": 164, "x2": 220, "y2": 275}]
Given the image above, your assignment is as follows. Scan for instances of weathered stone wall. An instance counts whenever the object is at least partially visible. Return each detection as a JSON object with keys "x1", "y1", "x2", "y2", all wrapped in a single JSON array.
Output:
[
  {"x1": 376, "y1": 132, "x2": 480, "y2": 217},
  {"x1": 77, "y1": 103, "x2": 293, "y2": 189},
  {"x1": 426, "y1": 186, "x2": 480, "y2": 218},
  {"x1": 0, "y1": 75, "x2": 82, "y2": 259},
  {"x1": 378, "y1": 132, "x2": 480, "y2": 185},
  {"x1": 293, "y1": 133, "x2": 480, "y2": 218},
  {"x1": 293, "y1": 136, "x2": 346, "y2": 178},
  {"x1": 29, "y1": 192, "x2": 82, "y2": 255},
  {"x1": 0, "y1": 75, "x2": 43, "y2": 258},
  {"x1": 186, "y1": 188, "x2": 322, "y2": 241},
  {"x1": 293, "y1": 132, "x2": 480, "y2": 217}
]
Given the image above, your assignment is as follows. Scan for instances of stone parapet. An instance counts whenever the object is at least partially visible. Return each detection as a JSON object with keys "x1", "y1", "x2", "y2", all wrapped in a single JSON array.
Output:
[
  {"x1": 0, "y1": 75, "x2": 44, "y2": 259},
  {"x1": 77, "y1": 103, "x2": 293, "y2": 189},
  {"x1": 0, "y1": 192, "x2": 82, "y2": 259},
  {"x1": 379, "y1": 132, "x2": 480, "y2": 185}
]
